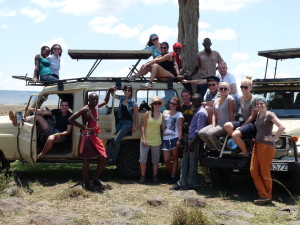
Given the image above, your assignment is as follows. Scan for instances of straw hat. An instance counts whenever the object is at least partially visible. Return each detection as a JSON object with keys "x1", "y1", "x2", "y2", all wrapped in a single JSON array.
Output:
[{"x1": 151, "y1": 96, "x2": 163, "y2": 105}]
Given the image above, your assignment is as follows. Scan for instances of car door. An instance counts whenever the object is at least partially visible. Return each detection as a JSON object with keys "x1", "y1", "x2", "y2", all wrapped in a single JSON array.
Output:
[{"x1": 17, "y1": 94, "x2": 38, "y2": 164}]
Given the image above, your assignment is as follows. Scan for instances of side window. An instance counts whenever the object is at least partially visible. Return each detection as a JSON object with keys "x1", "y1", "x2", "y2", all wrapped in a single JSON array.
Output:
[
  {"x1": 87, "y1": 90, "x2": 120, "y2": 115},
  {"x1": 136, "y1": 89, "x2": 177, "y2": 112},
  {"x1": 40, "y1": 94, "x2": 60, "y2": 110}
]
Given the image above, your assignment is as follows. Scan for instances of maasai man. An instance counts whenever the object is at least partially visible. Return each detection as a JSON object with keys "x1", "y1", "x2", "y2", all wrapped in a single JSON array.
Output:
[{"x1": 69, "y1": 87, "x2": 115, "y2": 190}]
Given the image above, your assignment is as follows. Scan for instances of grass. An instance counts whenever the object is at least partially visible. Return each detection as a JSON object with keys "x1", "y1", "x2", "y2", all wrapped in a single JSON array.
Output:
[{"x1": 0, "y1": 161, "x2": 298, "y2": 225}]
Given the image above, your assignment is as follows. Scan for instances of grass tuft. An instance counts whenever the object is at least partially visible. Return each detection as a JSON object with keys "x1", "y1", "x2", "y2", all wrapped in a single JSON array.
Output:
[
  {"x1": 171, "y1": 207, "x2": 215, "y2": 225},
  {"x1": 0, "y1": 172, "x2": 14, "y2": 192}
]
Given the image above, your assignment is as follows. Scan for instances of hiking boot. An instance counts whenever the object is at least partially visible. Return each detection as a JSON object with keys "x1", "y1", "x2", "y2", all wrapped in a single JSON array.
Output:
[
  {"x1": 127, "y1": 75, "x2": 136, "y2": 81},
  {"x1": 254, "y1": 198, "x2": 271, "y2": 205},
  {"x1": 9, "y1": 111, "x2": 18, "y2": 127},
  {"x1": 141, "y1": 82, "x2": 152, "y2": 89},
  {"x1": 153, "y1": 175, "x2": 159, "y2": 183},
  {"x1": 139, "y1": 176, "x2": 146, "y2": 184}
]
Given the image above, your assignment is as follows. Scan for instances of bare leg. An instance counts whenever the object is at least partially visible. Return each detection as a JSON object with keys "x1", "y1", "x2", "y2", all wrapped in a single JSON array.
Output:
[
  {"x1": 93, "y1": 157, "x2": 106, "y2": 180},
  {"x1": 224, "y1": 122, "x2": 235, "y2": 136},
  {"x1": 149, "y1": 64, "x2": 174, "y2": 82},
  {"x1": 37, "y1": 134, "x2": 60, "y2": 158},
  {"x1": 152, "y1": 164, "x2": 158, "y2": 176},
  {"x1": 171, "y1": 148, "x2": 179, "y2": 177},
  {"x1": 140, "y1": 163, "x2": 147, "y2": 177},
  {"x1": 163, "y1": 151, "x2": 172, "y2": 175},
  {"x1": 232, "y1": 130, "x2": 248, "y2": 155},
  {"x1": 135, "y1": 65, "x2": 152, "y2": 77},
  {"x1": 82, "y1": 159, "x2": 90, "y2": 187}
]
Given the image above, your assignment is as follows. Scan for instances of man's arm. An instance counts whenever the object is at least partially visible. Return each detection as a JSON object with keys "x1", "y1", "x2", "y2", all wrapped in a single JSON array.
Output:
[
  {"x1": 33, "y1": 54, "x2": 40, "y2": 82},
  {"x1": 56, "y1": 124, "x2": 72, "y2": 136},
  {"x1": 68, "y1": 107, "x2": 87, "y2": 130},
  {"x1": 26, "y1": 106, "x2": 52, "y2": 116},
  {"x1": 98, "y1": 87, "x2": 116, "y2": 108}
]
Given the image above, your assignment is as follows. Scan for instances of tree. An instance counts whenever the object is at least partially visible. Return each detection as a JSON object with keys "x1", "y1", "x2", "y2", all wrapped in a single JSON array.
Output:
[{"x1": 178, "y1": 0, "x2": 199, "y2": 72}]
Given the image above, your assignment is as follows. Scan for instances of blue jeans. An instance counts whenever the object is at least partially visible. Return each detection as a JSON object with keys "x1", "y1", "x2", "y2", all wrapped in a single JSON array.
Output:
[
  {"x1": 197, "y1": 83, "x2": 208, "y2": 98},
  {"x1": 107, "y1": 120, "x2": 133, "y2": 161},
  {"x1": 40, "y1": 74, "x2": 59, "y2": 81}
]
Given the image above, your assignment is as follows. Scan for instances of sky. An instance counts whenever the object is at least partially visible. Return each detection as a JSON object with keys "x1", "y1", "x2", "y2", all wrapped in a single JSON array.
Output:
[{"x1": 0, "y1": 0, "x2": 300, "y2": 92}]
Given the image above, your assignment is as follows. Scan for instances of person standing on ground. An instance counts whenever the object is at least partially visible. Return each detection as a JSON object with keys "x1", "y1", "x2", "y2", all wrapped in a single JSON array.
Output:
[
  {"x1": 171, "y1": 93, "x2": 208, "y2": 190},
  {"x1": 162, "y1": 97, "x2": 183, "y2": 184},
  {"x1": 250, "y1": 96, "x2": 285, "y2": 205},
  {"x1": 191, "y1": 38, "x2": 223, "y2": 97},
  {"x1": 68, "y1": 88, "x2": 115, "y2": 190},
  {"x1": 139, "y1": 96, "x2": 164, "y2": 184}
]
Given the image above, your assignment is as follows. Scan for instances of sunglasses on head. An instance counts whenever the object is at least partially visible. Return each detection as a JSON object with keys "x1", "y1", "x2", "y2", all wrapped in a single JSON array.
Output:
[
  {"x1": 160, "y1": 46, "x2": 167, "y2": 50},
  {"x1": 240, "y1": 86, "x2": 249, "y2": 89},
  {"x1": 169, "y1": 102, "x2": 177, "y2": 106},
  {"x1": 152, "y1": 102, "x2": 161, "y2": 106},
  {"x1": 208, "y1": 84, "x2": 216, "y2": 87},
  {"x1": 124, "y1": 89, "x2": 132, "y2": 92},
  {"x1": 219, "y1": 87, "x2": 228, "y2": 91},
  {"x1": 53, "y1": 48, "x2": 61, "y2": 50},
  {"x1": 152, "y1": 37, "x2": 158, "y2": 41}
]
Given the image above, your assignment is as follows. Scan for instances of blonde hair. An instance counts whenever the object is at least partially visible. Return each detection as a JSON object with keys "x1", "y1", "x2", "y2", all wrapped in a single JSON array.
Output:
[{"x1": 242, "y1": 76, "x2": 253, "y2": 86}]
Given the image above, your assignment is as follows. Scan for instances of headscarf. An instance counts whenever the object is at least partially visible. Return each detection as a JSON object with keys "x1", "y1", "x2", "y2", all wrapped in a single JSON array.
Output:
[
  {"x1": 255, "y1": 96, "x2": 268, "y2": 105},
  {"x1": 173, "y1": 42, "x2": 182, "y2": 50},
  {"x1": 149, "y1": 33, "x2": 158, "y2": 41}
]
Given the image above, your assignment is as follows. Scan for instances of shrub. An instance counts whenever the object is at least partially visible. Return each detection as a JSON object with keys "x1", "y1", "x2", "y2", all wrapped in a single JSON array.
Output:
[{"x1": 171, "y1": 207, "x2": 215, "y2": 225}]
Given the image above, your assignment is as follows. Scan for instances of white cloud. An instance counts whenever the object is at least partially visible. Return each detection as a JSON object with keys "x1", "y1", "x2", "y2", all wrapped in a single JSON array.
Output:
[
  {"x1": 200, "y1": 0, "x2": 262, "y2": 12},
  {"x1": 199, "y1": 29, "x2": 237, "y2": 41},
  {"x1": 199, "y1": 21, "x2": 210, "y2": 29},
  {"x1": 88, "y1": 16, "x2": 141, "y2": 38},
  {"x1": 19, "y1": 7, "x2": 47, "y2": 23},
  {"x1": 1, "y1": 24, "x2": 8, "y2": 29},
  {"x1": 231, "y1": 60, "x2": 265, "y2": 79},
  {"x1": 30, "y1": 0, "x2": 64, "y2": 8},
  {"x1": 0, "y1": 9, "x2": 17, "y2": 17},
  {"x1": 232, "y1": 52, "x2": 250, "y2": 61},
  {"x1": 139, "y1": 25, "x2": 177, "y2": 44}
]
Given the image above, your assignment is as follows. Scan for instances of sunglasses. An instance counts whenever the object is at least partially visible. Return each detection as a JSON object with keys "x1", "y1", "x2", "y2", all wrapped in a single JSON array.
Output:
[
  {"x1": 152, "y1": 37, "x2": 158, "y2": 41},
  {"x1": 53, "y1": 48, "x2": 61, "y2": 50},
  {"x1": 152, "y1": 102, "x2": 161, "y2": 106},
  {"x1": 124, "y1": 89, "x2": 132, "y2": 92},
  {"x1": 175, "y1": 47, "x2": 182, "y2": 50},
  {"x1": 240, "y1": 86, "x2": 249, "y2": 89},
  {"x1": 219, "y1": 87, "x2": 228, "y2": 91},
  {"x1": 160, "y1": 46, "x2": 167, "y2": 50},
  {"x1": 208, "y1": 84, "x2": 216, "y2": 87},
  {"x1": 169, "y1": 102, "x2": 177, "y2": 106}
]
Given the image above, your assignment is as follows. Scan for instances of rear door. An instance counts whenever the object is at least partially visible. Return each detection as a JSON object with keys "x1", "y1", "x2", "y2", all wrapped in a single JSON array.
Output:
[{"x1": 17, "y1": 94, "x2": 38, "y2": 164}]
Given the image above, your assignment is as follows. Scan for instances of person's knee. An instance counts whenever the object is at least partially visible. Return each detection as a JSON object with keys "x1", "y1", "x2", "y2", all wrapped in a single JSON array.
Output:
[
  {"x1": 232, "y1": 130, "x2": 242, "y2": 139},
  {"x1": 224, "y1": 122, "x2": 233, "y2": 133}
]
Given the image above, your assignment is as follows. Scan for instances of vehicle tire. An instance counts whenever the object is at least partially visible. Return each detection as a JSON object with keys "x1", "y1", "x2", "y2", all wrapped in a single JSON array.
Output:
[
  {"x1": 285, "y1": 172, "x2": 300, "y2": 194},
  {"x1": 117, "y1": 141, "x2": 140, "y2": 179},
  {"x1": 209, "y1": 168, "x2": 231, "y2": 187}
]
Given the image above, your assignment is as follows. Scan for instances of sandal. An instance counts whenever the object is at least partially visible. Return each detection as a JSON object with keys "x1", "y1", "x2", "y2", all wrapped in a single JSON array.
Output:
[{"x1": 92, "y1": 179, "x2": 106, "y2": 189}]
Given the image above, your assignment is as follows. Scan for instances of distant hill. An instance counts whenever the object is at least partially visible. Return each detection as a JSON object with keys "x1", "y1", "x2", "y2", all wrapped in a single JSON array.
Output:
[{"x1": 0, "y1": 90, "x2": 39, "y2": 105}]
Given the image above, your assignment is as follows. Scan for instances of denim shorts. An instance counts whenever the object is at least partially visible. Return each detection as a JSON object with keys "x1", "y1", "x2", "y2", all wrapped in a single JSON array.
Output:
[
  {"x1": 232, "y1": 121, "x2": 256, "y2": 139},
  {"x1": 40, "y1": 74, "x2": 59, "y2": 81},
  {"x1": 161, "y1": 137, "x2": 179, "y2": 151}
]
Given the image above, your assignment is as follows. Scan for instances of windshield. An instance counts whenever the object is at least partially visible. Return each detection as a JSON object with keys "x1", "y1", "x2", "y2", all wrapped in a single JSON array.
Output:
[{"x1": 252, "y1": 90, "x2": 300, "y2": 118}]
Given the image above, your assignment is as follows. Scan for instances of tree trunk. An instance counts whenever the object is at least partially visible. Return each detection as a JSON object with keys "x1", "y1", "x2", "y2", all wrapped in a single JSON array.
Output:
[{"x1": 178, "y1": 0, "x2": 199, "y2": 72}]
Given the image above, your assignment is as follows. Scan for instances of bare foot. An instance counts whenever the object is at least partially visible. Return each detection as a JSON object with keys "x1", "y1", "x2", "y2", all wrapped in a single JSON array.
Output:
[{"x1": 9, "y1": 111, "x2": 18, "y2": 127}]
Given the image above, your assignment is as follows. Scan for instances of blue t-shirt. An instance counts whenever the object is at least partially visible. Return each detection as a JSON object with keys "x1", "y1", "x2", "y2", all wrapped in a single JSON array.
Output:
[{"x1": 144, "y1": 45, "x2": 161, "y2": 59}]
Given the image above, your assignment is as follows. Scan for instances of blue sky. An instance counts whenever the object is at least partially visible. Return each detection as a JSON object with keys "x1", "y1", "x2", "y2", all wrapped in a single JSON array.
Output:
[{"x1": 0, "y1": 0, "x2": 299, "y2": 91}]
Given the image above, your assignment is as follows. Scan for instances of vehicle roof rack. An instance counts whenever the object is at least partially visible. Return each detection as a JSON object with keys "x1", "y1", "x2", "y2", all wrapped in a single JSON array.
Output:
[
  {"x1": 253, "y1": 78, "x2": 300, "y2": 86},
  {"x1": 258, "y1": 48, "x2": 300, "y2": 60}
]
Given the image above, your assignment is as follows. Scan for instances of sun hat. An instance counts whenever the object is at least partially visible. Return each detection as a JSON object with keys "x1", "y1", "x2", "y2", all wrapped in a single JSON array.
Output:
[{"x1": 151, "y1": 96, "x2": 163, "y2": 105}]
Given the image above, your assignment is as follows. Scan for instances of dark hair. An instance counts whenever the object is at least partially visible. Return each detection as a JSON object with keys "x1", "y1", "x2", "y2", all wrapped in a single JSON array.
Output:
[
  {"x1": 50, "y1": 44, "x2": 63, "y2": 56},
  {"x1": 41, "y1": 46, "x2": 50, "y2": 51},
  {"x1": 60, "y1": 99, "x2": 69, "y2": 106},
  {"x1": 181, "y1": 89, "x2": 191, "y2": 96},
  {"x1": 161, "y1": 42, "x2": 169, "y2": 49},
  {"x1": 191, "y1": 93, "x2": 203, "y2": 103},
  {"x1": 123, "y1": 85, "x2": 133, "y2": 96},
  {"x1": 206, "y1": 76, "x2": 220, "y2": 83}
]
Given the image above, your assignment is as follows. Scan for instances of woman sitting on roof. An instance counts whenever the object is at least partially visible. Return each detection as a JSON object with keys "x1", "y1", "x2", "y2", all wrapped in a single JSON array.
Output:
[
  {"x1": 128, "y1": 42, "x2": 178, "y2": 89},
  {"x1": 32, "y1": 46, "x2": 58, "y2": 82},
  {"x1": 47, "y1": 44, "x2": 62, "y2": 80}
]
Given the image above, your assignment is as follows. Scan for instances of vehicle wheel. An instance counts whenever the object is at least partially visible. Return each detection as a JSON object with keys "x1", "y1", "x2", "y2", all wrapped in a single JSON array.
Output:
[
  {"x1": 209, "y1": 168, "x2": 231, "y2": 187},
  {"x1": 285, "y1": 172, "x2": 300, "y2": 194},
  {"x1": 117, "y1": 141, "x2": 140, "y2": 179}
]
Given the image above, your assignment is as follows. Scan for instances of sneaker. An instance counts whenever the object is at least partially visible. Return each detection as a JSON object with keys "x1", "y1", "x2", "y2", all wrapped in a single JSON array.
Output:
[
  {"x1": 127, "y1": 75, "x2": 136, "y2": 81},
  {"x1": 141, "y1": 82, "x2": 152, "y2": 89},
  {"x1": 153, "y1": 175, "x2": 159, "y2": 183},
  {"x1": 9, "y1": 111, "x2": 18, "y2": 127},
  {"x1": 139, "y1": 176, "x2": 146, "y2": 184},
  {"x1": 106, "y1": 158, "x2": 116, "y2": 165},
  {"x1": 254, "y1": 198, "x2": 271, "y2": 205}
]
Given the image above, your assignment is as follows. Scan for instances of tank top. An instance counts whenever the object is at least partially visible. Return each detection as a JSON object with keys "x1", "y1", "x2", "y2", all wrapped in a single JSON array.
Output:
[
  {"x1": 39, "y1": 56, "x2": 52, "y2": 77},
  {"x1": 159, "y1": 60, "x2": 176, "y2": 75},
  {"x1": 214, "y1": 95, "x2": 234, "y2": 125},
  {"x1": 145, "y1": 113, "x2": 162, "y2": 146}
]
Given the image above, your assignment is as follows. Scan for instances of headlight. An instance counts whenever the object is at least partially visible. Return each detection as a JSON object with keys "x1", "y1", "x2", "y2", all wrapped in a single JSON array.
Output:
[{"x1": 275, "y1": 137, "x2": 285, "y2": 149}]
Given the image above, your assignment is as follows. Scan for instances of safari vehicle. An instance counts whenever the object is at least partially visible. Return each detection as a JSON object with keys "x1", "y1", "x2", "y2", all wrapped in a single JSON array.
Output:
[
  {"x1": 200, "y1": 48, "x2": 300, "y2": 193},
  {"x1": 0, "y1": 49, "x2": 184, "y2": 179}
]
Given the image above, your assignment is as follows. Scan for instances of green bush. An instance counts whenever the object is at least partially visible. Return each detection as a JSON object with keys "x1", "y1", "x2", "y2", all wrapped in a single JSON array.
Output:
[
  {"x1": 171, "y1": 207, "x2": 214, "y2": 225},
  {"x1": 0, "y1": 172, "x2": 13, "y2": 192}
]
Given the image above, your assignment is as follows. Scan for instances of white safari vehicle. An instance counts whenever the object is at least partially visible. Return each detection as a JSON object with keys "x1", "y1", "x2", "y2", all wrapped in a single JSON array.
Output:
[{"x1": 0, "y1": 49, "x2": 185, "y2": 178}]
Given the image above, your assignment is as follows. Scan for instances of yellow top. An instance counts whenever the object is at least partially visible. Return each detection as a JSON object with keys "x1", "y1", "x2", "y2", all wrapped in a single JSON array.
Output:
[{"x1": 145, "y1": 113, "x2": 162, "y2": 146}]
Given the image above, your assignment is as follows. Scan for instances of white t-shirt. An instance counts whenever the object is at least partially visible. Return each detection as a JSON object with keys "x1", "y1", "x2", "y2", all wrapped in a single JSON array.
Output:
[
  {"x1": 162, "y1": 110, "x2": 183, "y2": 140},
  {"x1": 47, "y1": 54, "x2": 61, "y2": 76},
  {"x1": 216, "y1": 72, "x2": 236, "y2": 86}
]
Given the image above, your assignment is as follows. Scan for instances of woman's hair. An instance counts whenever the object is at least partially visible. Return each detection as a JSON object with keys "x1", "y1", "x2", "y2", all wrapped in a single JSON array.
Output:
[
  {"x1": 146, "y1": 34, "x2": 158, "y2": 47},
  {"x1": 50, "y1": 44, "x2": 63, "y2": 56},
  {"x1": 171, "y1": 97, "x2": 181, "y2": 111},
  {"x1": 242, "y1": 76, "x2": 253, "y2": 86},
  {"x1": 41, "y1": 46, "x2": 50, "y2": 51},
  {"x1": 161, "y1": 42, "x2": 169, "y2": 49},
  {"x1": 123, "y1": 85, "x2": 132, "y2": 96}
]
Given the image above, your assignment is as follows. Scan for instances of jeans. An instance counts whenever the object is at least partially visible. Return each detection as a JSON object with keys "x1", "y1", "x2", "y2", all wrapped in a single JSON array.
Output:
[
  {"x1": 107, "y1": 120, "x2": 133, "y2": 161},
  {"x1": 178, "y1": 139, "x2": 199, "y2": 188},
  {"x1": 40, "y1": 74, "x2": 59, "y2": 81},
  {"x1": 197, "y1": 83, "x2": 208, "y2": 98}
]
